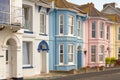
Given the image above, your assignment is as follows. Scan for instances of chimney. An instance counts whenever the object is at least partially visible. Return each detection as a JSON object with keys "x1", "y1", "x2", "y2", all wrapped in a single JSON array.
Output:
[{"x1": 103, "y1": 2, "x2": 116, "y2": 9}]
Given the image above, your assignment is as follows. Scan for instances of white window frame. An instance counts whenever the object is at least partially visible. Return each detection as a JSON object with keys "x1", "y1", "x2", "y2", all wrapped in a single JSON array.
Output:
[
  {"x1": 59, "y1": 44, "x2": 64, "y2": 65},
  {"x1": 99, "y1": 45, "x2": 104, "y2": 62},
  {"x1": 22, "y1": 5, "x2": 32, "y2": 30},
  {"x1": 68, "y1": 15, "x2": 74, "y2": 35},
  {"x1": 78, "y1": 20, "x2": 82, "y2": 38},
  {"x1": 59, "y1": 14, "x2": 64, "y2": 35},
  {"x1": 91, "y1": 45, "x2": 96, "y2": 62},
  {"x1": 106, "y1": 26, "x2": 110, "y2": 40},
  {"x1": 68, "y1": 44, "x2": 74, "y2": 64},
  {"x1": 118, "y1": 27, "x2": 120, "y2": 40},
  {"x1": 40, "y1": 13, "x2": 46, "y2": 34},
  {"x1": 91, "y1": 21, "x2": 96, "y2": 38},
  {"x1": 22, "y1": 41, "x2": 32, "y2": 67},
  {"x1": 100, "y1": 22, "x2": 104, "y2": 38}
]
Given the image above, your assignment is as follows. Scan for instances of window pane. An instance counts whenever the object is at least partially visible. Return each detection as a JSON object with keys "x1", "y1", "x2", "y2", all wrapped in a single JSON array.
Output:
[
  {"x1": 23, "y1": 42, "x2": 31, "y2": 65},
  {"x1": 40, "y1": 14, "x2": 46, "y2": 33},
  {"x1": 91, "y1": 46, "x2": 96, "y2": 62},
  {"x1": 60, "y1": 54, "x2": 63, "y2": 63},
  {"x1": 92, "y1": 22, "x2": 96, "y2": 38}
]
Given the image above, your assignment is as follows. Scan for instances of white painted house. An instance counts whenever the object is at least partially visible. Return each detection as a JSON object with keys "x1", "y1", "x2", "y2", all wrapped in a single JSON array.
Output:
[{"x1": 0, "y1": 0, "x2": 52, "y2": 80}]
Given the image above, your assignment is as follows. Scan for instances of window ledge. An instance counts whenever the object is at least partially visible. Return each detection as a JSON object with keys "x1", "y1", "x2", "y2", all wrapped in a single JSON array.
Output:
[
  {"x1": 39, "y1": 34, "x2": 48, "y2": 36},
  {"x1": 56, "y1": 64, "x2": 76, "y2": 66},
  {"x1": 23, "y1": 66, "x2": 34, "y2": 69},
  {"x1": 24, "y1": 31, "x2": 33, "y2": 34}
]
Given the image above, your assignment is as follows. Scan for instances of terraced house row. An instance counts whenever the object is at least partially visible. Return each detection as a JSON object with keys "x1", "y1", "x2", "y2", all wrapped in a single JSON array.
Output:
[{"x1": 0, "y1": 0, "x2": 120, "y2": 80}]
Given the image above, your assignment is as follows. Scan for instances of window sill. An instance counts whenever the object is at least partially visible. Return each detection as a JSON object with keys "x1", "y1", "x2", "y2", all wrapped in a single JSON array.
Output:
[
  {"x1": 24, "y1": 30, "x2": 33, "y2": 34},
  {"x1": 23, "y1": 66, "x2": 34, "y2": 69},
  {"x1": 39, "y1": 33, "x2": 48, "y2": 36},
  {"x1": 56, "y1": 64, "x2": 76, "y2": 66}
]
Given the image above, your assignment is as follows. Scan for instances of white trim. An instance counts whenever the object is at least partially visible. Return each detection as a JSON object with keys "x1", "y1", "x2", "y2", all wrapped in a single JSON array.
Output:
[
  {"x1": 59, "y1": 14, "x2": 64, "y2": 35},
  {"x1": 68, "y1": 44, "x2": 74, "y2": 64},
  {"x1": 78, "y1": 20, "x2": 82, "y2": 38},
  {"x1": 91, "y1": 21, "x2": 96, "y2": 38},
  {"x1": 59, "y1": 44, "x2": 64, "y2": 65},
  {"x1": 68, "y1": 15, "x2": 74, "y2": 36},
  {"x1": 40, "y1": 13, "x2": 47, "y2": 34}
]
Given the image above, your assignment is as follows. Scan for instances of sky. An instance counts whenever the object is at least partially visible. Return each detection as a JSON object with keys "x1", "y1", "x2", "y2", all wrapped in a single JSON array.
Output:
[{"x1": 67, "y1": 0, "x2": 120, "y2": 11}]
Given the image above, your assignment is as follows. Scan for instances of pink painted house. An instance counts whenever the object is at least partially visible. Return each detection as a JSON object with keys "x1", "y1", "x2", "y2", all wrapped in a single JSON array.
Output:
[{"x1": 78, "y1": 3, "x2": 112, "y2": 67}]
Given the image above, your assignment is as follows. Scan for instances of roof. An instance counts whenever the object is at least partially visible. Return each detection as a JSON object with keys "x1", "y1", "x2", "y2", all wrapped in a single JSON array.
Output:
[
  {"x1": 47, "y1": 0, "x2": 86, "y2": 14},
  {"x1": 30, "y1": 0, "x2": 51, "y2": 8},
  {"x1": 103, "y1": 13, "x2": 120, "y2": 23},
  {"x1": 78, "y1": 3, "x2": 105, "y2": 17}
]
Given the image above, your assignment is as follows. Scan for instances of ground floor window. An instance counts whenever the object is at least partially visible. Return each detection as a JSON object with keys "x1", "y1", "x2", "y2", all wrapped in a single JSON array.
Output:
[
  {"x1": 68, "y1": 44, "x2": 74, "y2": 64},
  {"x1": 91, "y1": 45, "x2": 96, "y2": 62},
  {"x1": 118, "y1": 48, "x2": 120, "y2": 59},
  {"x1": 99, "y1": 45, "x2": 104, "y2": 62},
  {"x1": 22, "y1": 41, "x2": 32, "y2": 67},
  {"x1": 59, "y1": 44, "x2": 64, "y2": 64}
]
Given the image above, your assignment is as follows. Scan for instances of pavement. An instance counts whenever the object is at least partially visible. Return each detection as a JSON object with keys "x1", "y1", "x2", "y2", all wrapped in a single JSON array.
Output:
[{"x1": 24, "y1": 68, "x2": 120, "y2": 80}]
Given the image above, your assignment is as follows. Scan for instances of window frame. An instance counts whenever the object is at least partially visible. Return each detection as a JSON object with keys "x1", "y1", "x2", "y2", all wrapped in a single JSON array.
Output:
[
  {"x1": 59, "y1": 14, "x2": 64, "y2": 35},
  {"x1": 22, "y1": 5, "x2": 32, "y2": 31},
  {"x1": 59, "y1": 44, "x2": 64, "y2": 65},
  {"x1": 91, "y1": 45, "x2": 96, "y2": 62},
  {"x1": 100, "y1": 22, "x2": 104, "y2": 38},
  {"x1": 68, "y1": 15, "x2": 74, "y2": 35},
  {"x1": 99, "y1": 45, "x2": 104, "y2": 62},
  {"x1": 78, "y1": 20, "x2": 82, "y2": 38},
  {"x1": 106, "y1": 26, "x2": 110, "y2": 40},
  {"x1": 118, "y1": 27, "x2": 120, "y2": 40},
  {"x1": 91, "y1": 21, "x2": 96, "y2": 38},
  {"x1": 68, "y1": 44, "x2": 74, "y2": 64},
  {"x1": 22, "y1": 41, "x2": 32, "y2": 67},
  {"x1": 40, "y1": 13, "x2": 46, "y2": 34}
]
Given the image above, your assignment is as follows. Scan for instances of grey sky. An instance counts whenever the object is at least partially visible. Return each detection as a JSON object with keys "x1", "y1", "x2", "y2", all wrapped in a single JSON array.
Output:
[{"x1": 67, "y1": 0, "x2": 120, "y2": 11}]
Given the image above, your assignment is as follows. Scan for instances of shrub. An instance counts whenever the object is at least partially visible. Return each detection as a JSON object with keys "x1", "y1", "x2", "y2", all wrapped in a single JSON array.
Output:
[
  {"x1": 105, "y1": 57, "x2": 111, "y2": 64},
  {"x1": 110, "y1": 57, "x2": 116, "y2": 64}
]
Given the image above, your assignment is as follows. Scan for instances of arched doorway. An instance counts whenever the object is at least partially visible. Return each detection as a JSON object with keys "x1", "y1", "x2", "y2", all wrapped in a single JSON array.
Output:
[
  {"x1": 5, "y1": 38, "x2": 17, "y2": 78},
  {"x1": 38, "y1": 40, "x2": 49, "y2": 73}
]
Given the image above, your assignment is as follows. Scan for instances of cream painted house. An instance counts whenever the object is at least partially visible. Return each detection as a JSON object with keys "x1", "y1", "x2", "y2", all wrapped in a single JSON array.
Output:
[{"x1": 0, "y1": 0, "x2": 52, "y2": 80}]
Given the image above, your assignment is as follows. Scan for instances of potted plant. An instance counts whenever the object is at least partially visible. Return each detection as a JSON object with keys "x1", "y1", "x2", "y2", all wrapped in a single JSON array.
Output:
[
  {"x1": 105, "y1": 57, "x2": 111, "y2": 67},
  {"x1": 110, "y1": 57, "x2": 116, "y2": 67}
]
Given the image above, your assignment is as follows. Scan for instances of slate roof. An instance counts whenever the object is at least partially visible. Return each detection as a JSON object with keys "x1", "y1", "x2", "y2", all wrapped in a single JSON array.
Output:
[
  {"x1": 47, "y1": 0, "x2": 86, "y2": 14},
  {"x1": 78, "y1": 3, "x2": 105, "y2": 17}
]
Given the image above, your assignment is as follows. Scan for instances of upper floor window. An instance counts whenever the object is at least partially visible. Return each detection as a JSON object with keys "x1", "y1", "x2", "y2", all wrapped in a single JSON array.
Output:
[
  {"x1": 99, "y1": 45, "x2": 104, "y2": 62},
  {"x1": 59, "y1": 14, "x2": 64, "y2": 34},
  {"x1": 40, "y1": 13, "x2": 46, "y2": 34},
  {"x1": 23, "y1": 5, "x2": 32, "y2": 30},
  {"x1": 59, "y1": 44, "x2": 64, "y2": 64},
  {"x1": 68, "y1": 16, "x2": 74, "y2": 35},
  {"x1": 91, "y1": 22, "x2": 96, "y2": 38},
  {"x1": 118, "y1": 27, "x2": 120, "y2": 40},
  {"x1": 91, "y1": 45, "x2": 96, "y2": 62},
  {"x1": 68, "y1": 44, "x2": 74, "y2": 64},
  {"x1": 0, "y1": 0, "x2": 10, "y2": 24},
  {"x1": 78, "y1": 20, "x2": 82, "y2": 38},
  {"x1": 100, "y1": 22, "x2": 104, "y2": 38},
  {"x1": 106, "y1": 26, "x2": 110, "y2": 40}
]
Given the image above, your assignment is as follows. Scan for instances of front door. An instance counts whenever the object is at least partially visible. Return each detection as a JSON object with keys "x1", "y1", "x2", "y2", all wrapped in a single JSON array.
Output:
[
  {"x1": 77, "y1": 51, "x2": 82, "y2": 69},
  {"x1": 6, "y1": 46, "x2": 12, "y2": 78}
]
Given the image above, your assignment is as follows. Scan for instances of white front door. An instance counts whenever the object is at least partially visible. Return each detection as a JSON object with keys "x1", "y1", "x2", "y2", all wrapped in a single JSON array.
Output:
[{"x1": 6, "y1": 46, "x2": 12, "y2": 78}]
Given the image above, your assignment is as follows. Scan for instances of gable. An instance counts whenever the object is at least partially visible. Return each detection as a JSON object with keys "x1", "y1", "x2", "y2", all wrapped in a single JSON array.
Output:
[{"x1": 102, "y1": 5, "x2": 120, "y2": 16}]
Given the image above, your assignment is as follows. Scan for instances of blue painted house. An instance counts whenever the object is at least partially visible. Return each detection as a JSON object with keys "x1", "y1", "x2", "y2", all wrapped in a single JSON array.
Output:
[{"x1": 48, "y1": 0, "x2": 87, "y2": 71}]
